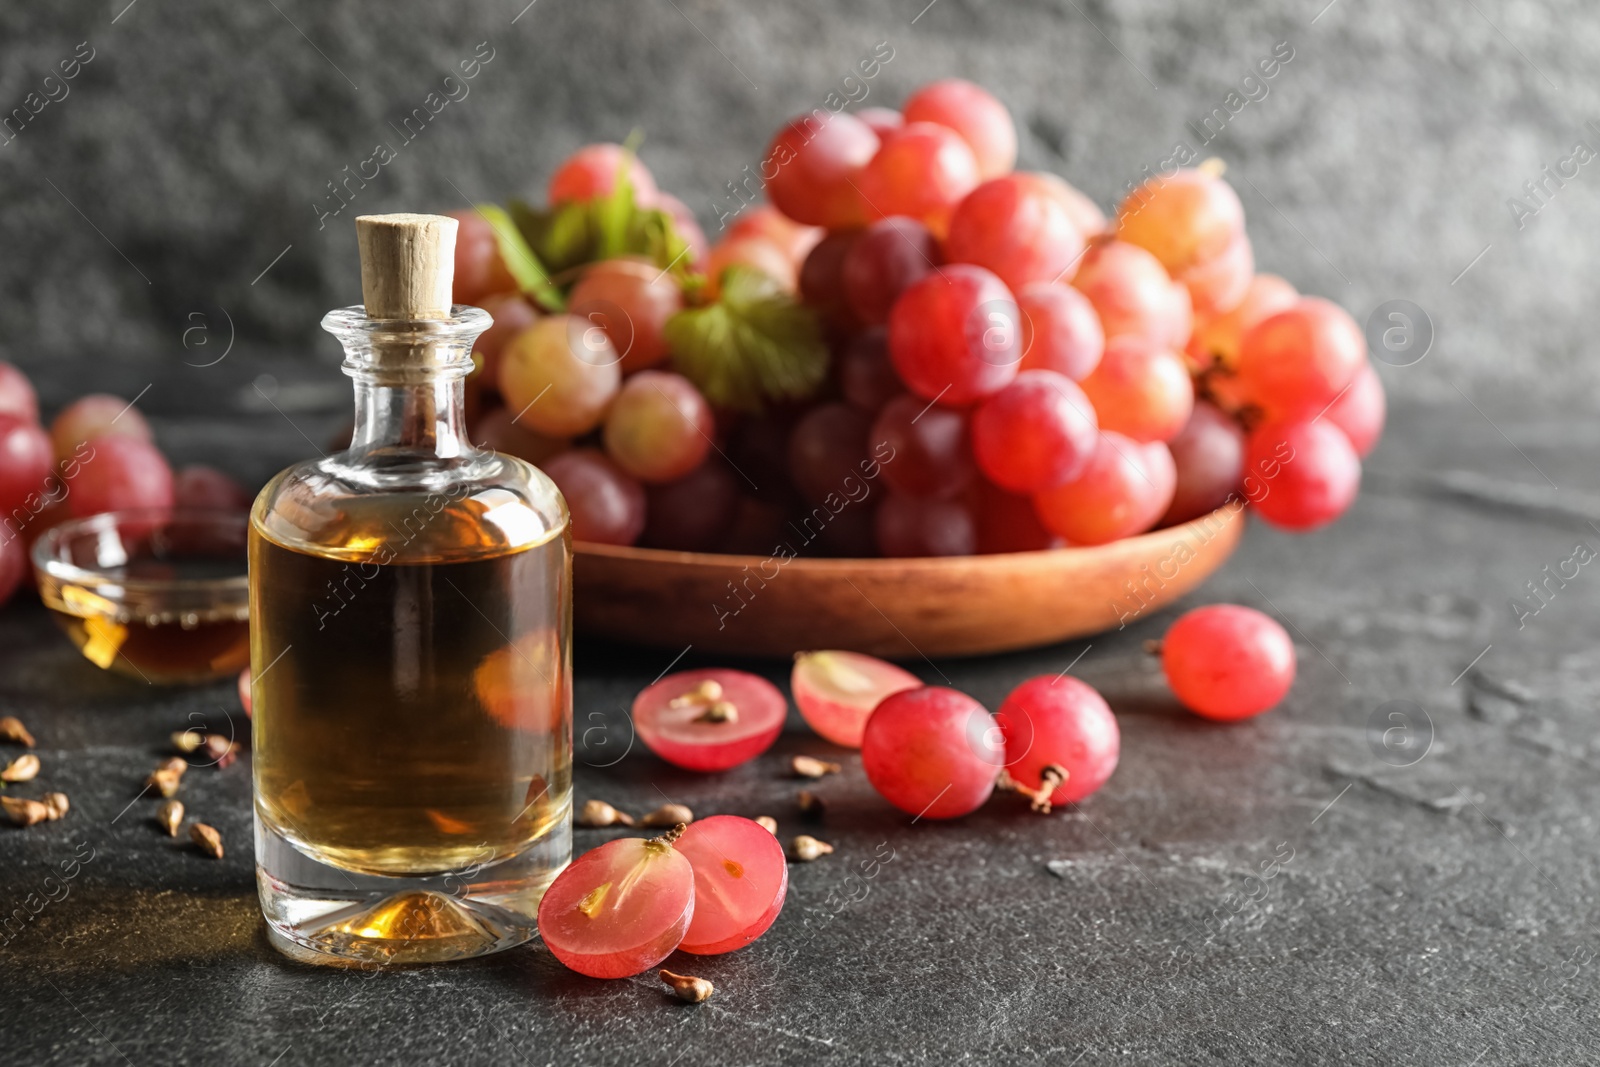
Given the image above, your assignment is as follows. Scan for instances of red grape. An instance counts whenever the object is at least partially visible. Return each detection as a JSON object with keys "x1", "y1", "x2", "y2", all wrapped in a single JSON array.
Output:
[
  {"x1": 813, "y1": 502, "x2": 879, "y2": 558},
  {"x1": 1116, "y1": 166, "x2": 1245, "y2": 275},
  {"x1": 1244, "y1": 419, "x2": 1361, "y2": 531},
  {"x1": 901, "y1": 79, "x2": 1017, "y2": 180},
  {"x1": 856, "y1": 106, "x2": 904, "y2": 140},
  {"x1": 642, "y1": 461, "x2": 740, "y2": 552},
  {"x1": 1080, "y1": 336, "x2": 1195, "y2": 443},
  {"x1": 971, "y1": 370, "x2": 1098, "y2": 492},
  {"x1": 1162, "y1": 604, "x2": 1295, "y2": 720},
  {"x1": 887, "y1": 265, "x2": 1020, "y2": 406},
  {"x1": 1161, "y1": 400, "x2": 1246, "y2": 525},
  {"x1": 870, "y1": 394, "x2": 974, "y2": 500},
  {"x1": 1016, "y1": 282, "x2": 1104, "y2": 381},
  {"x1": 569, "y1": 258, "x2": 683, "y2": 374},
  {"x1": 704, "y1": 236, "x2": 798, "y2": 297},
  {"x1": 542, "y1": 449, "x2": 645, "y2": 546},
  {"x1": 537, "y1": 834, "x2": 694, "y2": 979},
  {"x1": 656, "y1": 192, "x2": 710, "y2": 267},
  {"x1": 788, "y1": 403, "x2": 872, "y2": 507},
  {"x1": 970, "y1": 480, "x2": 1062, "y2": 553},
  {"x1": 673, "y1": 816, "x2": 788, "y2": 954},
  {"x1": 63, "y1": 434, "x2": 175, "y2": 519},
  {"x1": 1237, "y1": 298, "x2": 1366, "y2": 420},
  {"x1": 857, "y1": 122, "x2": 981, "y2": 234},
  {"x1": 944, "y1": 174, "x2": 1086, "y2": 293},
  {"x1": 792, "y1": 650, "x2": 921, "y2": 747},
  {"x1": 726, "y1": 205, "x2": 824, "y2": 266},
  {"x1": 798, "y1": 231, "x2": 862, "y2": 331},
  {"x1": 633, "y1": 668, "x2": 787, "y2": 772},
  {"x1": 603, "y1": 371, "x2": 714, "y2": 484},
  {"x1": 1322, "y1": 362, "x2": 1385, "y2": 458},
  {"x1": 472, "y1": 406, "x2": 568, "y2": 466},
  {"x1": 0, "y1": 415, "x2": 54, "y2": 517},
  {"x1": 548, "y1": 142, "x2": 659, "y2": 206},
  {"x1": 1187, "y1": 273, "x2": 1297, "y2": 370},
  {"x1": 996, "y1": 675, "x2": 1120, "y2": 806},
  {"x1": 498, "y1": 315, "x2": 620, "y2": 437},
  {"x1": 470, "y1": 293, "x2": 539, "y2": 385},
  {"x1": 764, "y1": 111, "x2": 879, "y2": 229},
  {"x1": 1032, "y1": 432, "x2": 1175, "y2": 545},
  {"x1": 838, "y1": 330, "x2": 904, "y2": 414},
  {"x1": 1071, "y1": 239, "x2": 1191, "y2": 350},
  {"x1": 842, "y1": 216, "x2": 940, "y2": 325},
  {"x1": 447, "y1": 210, "x2": 516, "y2": 304},
  {"x1": 173, "y1": 466, "x2": 252, "y2": 513},
  {"x1": 1177, "y1": 230, "x2": 1254, "y2": 322},
  {"x1": 50, "y1": 394, "x2": 153, "y2": 462},
  {"x1": 1027, "y1": 172, "x2": 1108, "y2": 238},
  {"x1": 0, "y1": 362, "x2": 38, "y2": 423},
  {"x1": 860, "y1": 686, "x2": 1005, "y2": 819},
  {"x1": 875, "y1": 493, "x2": 976, "y2": 557}
]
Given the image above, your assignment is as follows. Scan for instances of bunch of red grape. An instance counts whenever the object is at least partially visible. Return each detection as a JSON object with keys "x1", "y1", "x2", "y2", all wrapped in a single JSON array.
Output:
[
  {"x1": 0, "y1": 365, "x2": 251, "y2": 609},
  {"x1": 456, "y1": 79, "x2": 1382, "y2": 558}
]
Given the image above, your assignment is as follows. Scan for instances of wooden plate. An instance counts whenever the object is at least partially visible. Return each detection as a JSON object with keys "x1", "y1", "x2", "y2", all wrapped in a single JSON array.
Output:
[{"x1": 573, "y1": 505, "x2": 1245, "y2": 659}]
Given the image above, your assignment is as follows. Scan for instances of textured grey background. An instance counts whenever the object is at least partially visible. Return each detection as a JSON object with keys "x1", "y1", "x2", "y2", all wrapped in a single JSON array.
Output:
[{"x1": 0, "y1": 0, "x2": 1593, "y2": 419}]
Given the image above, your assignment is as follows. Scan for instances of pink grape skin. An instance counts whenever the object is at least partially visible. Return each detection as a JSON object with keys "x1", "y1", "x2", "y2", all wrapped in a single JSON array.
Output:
[
  {"x1": 858, "y1": 122, "x2": 981, "y2": 234},
  {"x1": 173, "y1": 466, "x2": 252, "y2": 512},
  {"x1": 656, "y1": 192, "x2": 710, "y2": 267},
  {"x1": 547, "y1": 143, "x2": 659, "y2": 206},
  {"x1": 1161, "y1": 401, "x2": 1246, "y2": 525},
  {"x1": 542, "y1": 449, "x2": 646, "y2": 546},
  {"x1": 798, "y1": 231, "x2": 863, "y2": 331},
  {"x1": 971, "y1": 370, "x2": 1098, "y2": 493},
  {"x1": 472, "y1": 293, "x2": 540, "y2": 385},
  {"x1": 860, "y1": 686, "x2": 1006, "y2": 820},
  {"x1": 1324, "y1": 363, "x2": 1386, "y2": 458},
  {"x1": 838, "y1": 330, "x2": 904, "y2": 414},
  {"x1": 901, "y1": 78, "x2": 1018, "y2": 180},
  {"x1": 673, "y1": 816, "x2": 789, "y2": 955},
  {"x1": 633, "y1": 669, "x2": 787, "y2": 772},
  {"x1": 1244, "y1": 419, "x2": 1361, "y2": 532},
  {"x1": 603, "y1": 371, "x2": 714, "y2": 484},
  {"x1": 1178, "y1": 230, "x2": 1254, "y2": 322},
  {"x1": 0, "y1": 416, "x2": 53, "y2": 517},
  {"x1": 1028, "y1": 172, "x2": 1108, "y2": 238},
  {"x1": 1032, "y1": 433, "x2": 1176, "y2": 545},
  {"x1": 497, "y1": 316, "x2": 621, "y2": 438},
  {"x1": 887, "y1": 264, "x2": 1020, "y2": 406},
  {"x1": 537, "y1": 836, "x2": 695, "y2": 979},
  {"x1": 856, "y1": 106, "x2": 904, "y2": 140},
  {"x1": 1237, "y1": 298, "x2": 1366, "y2": 420},
  {"x1": 788, "y1": 402, "x2": 872, "y2": 507},
  {"x1": 569, "y1": 258, "x2": 684, "y2": 374},
  {"x1": 1187, "y1": 273, "x2": 1298, "y2": 370},
  {"x1": 1071, "y1": 240, "x2": 1192, "y2": 350},
  {"x1": 1017, "y1": 282, "x2": 1105, "y2": 381},
  {"x1": 1162, "y1": 604, "x2": 1296, "y2": 721},
  {"x1": 870, "y1": 394, "x2": 974, "y2": 500},
  {"x1": 943, "y1": 175, "x2": 1086, "y2": 293},
  {"x1": 1080, "y1": 336, "x2": 1195, "y2": 444},
  {"x1": 841, "y1": 216, "x2": 940, "y2": 325},
  {"x1": 726, "y1": 205, "x2": 824, "y2": 267},
  {"x1": 1116, "y1": 167, "x2": 1245, "y2": 275},
  {"x1": 791, "y1": 650, "x2": 921, "y2": 748},
  {"x1": 447, "y1": 210, "x2": 517, "y2": 305},
  {"x1": 875, "y1": 493, "x2": 976, "y2": 557},
  {"x1": 0, "y1": 363, "x2": 39, "y2": 423},
  {"x1": 0, "y1": 534, "x2": 26, "y2": 609},
  {"x1": 995, "y1": 675, "x2": 1120, "y2": 805},
  {"x1": 472, "y1": 406, "x2": 568, "y2": 466},
  {"x1": 642, "y1": 461, "x2": 740, "y2": 552},
  {"x1": 970, "y1": 480, "x2": 1063, "y2": 553},
  {"x1": 49, "y1": 394, "x2": 154, "y2": 462},
  {"x1": 764, "y1": 112, "x2": 879, "y2": 229},
  {"x1": 63, "y1": 434, "x2": 175, "y2": 519}
]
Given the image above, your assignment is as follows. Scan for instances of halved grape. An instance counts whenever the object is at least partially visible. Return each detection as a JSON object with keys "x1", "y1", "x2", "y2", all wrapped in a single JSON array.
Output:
[
  {"x1": 1032, "y1": 432, "x2": 1175, "y2": 545},
  {"x1": 497, "y1": 316, "x2": 621, "y2": 437},
  {"x1": 569, "y1": 258, "x2": 683, "y2": 374},
  {"x1": 944, "y1": 174, "x2": 1085, "y2": 293},
  {"x1": 838, "y1": 330, "x2": 905, "y2": 414},
  {"x1": 871, "y1": 394, "x2": 974, "y2": 500},
  {"x1": 673, "y1": 815, "x2": 788, "y2": 954},
  {"x1": 1017, "y1": 282, "x2": 1104, "y2": 381},
  {"x1": 792, "y1": 650, "x2": 921, "y2": 747},
  {"x1": 1237, "y1": 298, "x2": 1366, "y2": 420},
  {"x1": 50, "y1": 394, "x2": 153, "y2": 462},
  {"x1": 0, "y1": 416, "x2": 55, "y2": 517},
  {"x1": 173, "y1": 465, "x2": 252, "y2": 513},
  {"x1": 887, "y1": 265, "x2": 1019, "y2": 406},
  {"x1": 858, "y1": 122, "x2": 980, "y2": 234},
  {"x1": 971, "y1": 369, "x2": 1098, "y2": 493},
  {"x1": 764, "y1": 112, "x2": 879, "y2": 229},
  {"x1": 1079, "y1": 336, "x2": 1195, "y2": 444},
  {"x1": 548, "y1": 143, "x2": 659, "y2": 206},
  {"x1": 537, "y1": 834, "x2": 694, "y2": 979},
  {"x1": 603, "y1": 371, "x2": 714, "y2": 484},
  {"x1": 1186, "y1": 273, "x2": 1298, "y2": 370},
  {"x1": 1245, "y1": 419, "x2": 1360, "y2": 531},
  {"x1": 842, "y1": 216, "x2": 940, "y2": 326},
  {"x1": 1071, "y1": 239, "x2": 1191, "y2": 350},
  {"x1": 861, "y1": 686, "x2": 1005, "y2": 819},
  {"x1": 901, "y1": 79, "x2": 1017, "y2": 180},
  {"x1": 996, "y1": 675, "x2": 1120, "y2": 806},
  {"x1": 1161, "y1": 400, "x2": 1246, "y2": 525},
  {"x1": 1116, "y1": 167, "x2": 1245, "y2": 275},
  {"x1": 64, "y1": 434, "x2": 175, "y2": 518},
  {"x1": 642, "y1": 461, "x2": 740, "y2": 552},
  {"x1": 1162, "y1": 604, "x2": 1295, "y2": 720},
  {"x1": 634, "y1": 669, "x2": 787, "y2": 772},
  {"x1": 542, "y1": 449, "x2": 645, "y2": 546},
  {"x1": 0, "y1": 362, "x2": 39, "y2": 424},
  {"x1": 1322, "y1": 362, "x2": 1385, "y2": 458},
  {"x1": 875, "y1": 493, "x2": 976, "y2": 557}
]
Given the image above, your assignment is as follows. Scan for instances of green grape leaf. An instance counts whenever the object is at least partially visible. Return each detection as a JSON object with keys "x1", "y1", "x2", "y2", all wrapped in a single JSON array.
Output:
[
  {"x1": 665, "y1": 266, "x2": 829, "y2": 412},
  {"x1": 475, "y1": 203, "x2": 564, "y2": 311}
]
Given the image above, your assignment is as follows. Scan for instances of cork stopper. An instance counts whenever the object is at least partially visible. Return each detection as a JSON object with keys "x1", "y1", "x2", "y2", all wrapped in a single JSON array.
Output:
[{"x1": 355, "y1": 213, "x2": 457, "y2": 320}]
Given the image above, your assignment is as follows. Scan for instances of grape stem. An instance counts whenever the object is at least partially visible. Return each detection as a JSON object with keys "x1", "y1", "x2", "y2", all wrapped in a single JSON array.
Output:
[{"x1": 996, "y1": 764, "x2": 1070, "y2": 814}]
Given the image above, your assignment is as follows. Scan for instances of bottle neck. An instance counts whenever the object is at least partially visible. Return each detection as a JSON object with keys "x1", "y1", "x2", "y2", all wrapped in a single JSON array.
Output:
[{"x1": 350, "y1": 375, "x2": 469, "y2": 457}]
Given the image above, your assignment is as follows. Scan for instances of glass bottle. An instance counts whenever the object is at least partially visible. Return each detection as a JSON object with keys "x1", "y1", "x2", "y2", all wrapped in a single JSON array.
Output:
[{"x1": 249, "y1": 214, "x2": 571, "y2": 965}]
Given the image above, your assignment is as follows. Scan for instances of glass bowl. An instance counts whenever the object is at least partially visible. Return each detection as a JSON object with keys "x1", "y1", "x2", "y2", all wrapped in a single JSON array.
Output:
[{"x1": 31, "y1": 509, "x2": 250, "y2": 684}]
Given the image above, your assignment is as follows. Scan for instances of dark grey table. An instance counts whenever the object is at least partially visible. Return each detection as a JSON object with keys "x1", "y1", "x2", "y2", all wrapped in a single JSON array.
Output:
[{"x1": 3, "y1": 369, "x2": 1594, "y2": 1065}]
